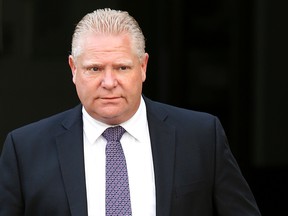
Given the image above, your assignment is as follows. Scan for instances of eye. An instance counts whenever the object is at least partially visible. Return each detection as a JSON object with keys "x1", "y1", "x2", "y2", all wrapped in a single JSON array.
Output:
[
  {"x1": 89, "y1": 67, "x2": 100, "y2": 72},
  {"x1": 83, "y1": 66, "x2": 102, "y2": 76},
  {"x1": 119, "y1": 66, "x2": 129, "y2": 71}
]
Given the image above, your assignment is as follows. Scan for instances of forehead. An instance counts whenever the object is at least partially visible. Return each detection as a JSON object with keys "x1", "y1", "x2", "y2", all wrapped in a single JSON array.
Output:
[
  {"x1": 80, "y1": 32, "x2": 132, "y2": 52},
  {"x1": 75, "y1": 33, "x2": 139, "y2": 64}
]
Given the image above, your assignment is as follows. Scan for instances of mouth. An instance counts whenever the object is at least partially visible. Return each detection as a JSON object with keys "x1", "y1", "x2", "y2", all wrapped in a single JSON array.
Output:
[{"x1": 100, "y1": 96, "x2": 122, "y2": 102}]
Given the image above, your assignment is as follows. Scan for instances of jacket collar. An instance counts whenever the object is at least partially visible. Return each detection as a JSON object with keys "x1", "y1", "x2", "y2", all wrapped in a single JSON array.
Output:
[
  {"x1": 56, "y1": 104, "x2": 88, "y2": 216},
  {"x1": 144, "y1": 97, "x2": 176, "y2": 216}
]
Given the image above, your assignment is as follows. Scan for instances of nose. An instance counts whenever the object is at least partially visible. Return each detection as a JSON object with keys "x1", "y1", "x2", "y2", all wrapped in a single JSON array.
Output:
[{"x1": 101, "y1": 70, "x2": 117, "y2": 89}]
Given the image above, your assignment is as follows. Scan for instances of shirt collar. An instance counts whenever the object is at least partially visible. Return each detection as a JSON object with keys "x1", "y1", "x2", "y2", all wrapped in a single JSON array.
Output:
[{"x1": 82, "y1": 96, "x2": 148, "y2": 144}]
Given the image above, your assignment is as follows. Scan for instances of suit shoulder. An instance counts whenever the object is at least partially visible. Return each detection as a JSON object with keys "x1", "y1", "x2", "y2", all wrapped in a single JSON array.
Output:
[
  {"x1": 147, "y1": 98, "x2": 216, "y2": 122},
  {"x1": 10, "y1": 105, "x2": 82, "y2": 136}
]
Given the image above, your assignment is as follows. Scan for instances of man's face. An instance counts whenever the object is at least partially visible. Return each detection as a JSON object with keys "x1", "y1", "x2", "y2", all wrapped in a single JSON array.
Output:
[{"x1": 69, "y1": 33, "x2": 148, "y2": 125}]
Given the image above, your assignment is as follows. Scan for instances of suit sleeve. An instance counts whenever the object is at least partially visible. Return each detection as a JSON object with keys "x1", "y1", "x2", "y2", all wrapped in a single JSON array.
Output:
[
  {"x1": 213, "y1": 117, "x2": 262, "y2": 215},
  {"x1": 0, "y1": 133, "x2": 24, "y2": 216}
]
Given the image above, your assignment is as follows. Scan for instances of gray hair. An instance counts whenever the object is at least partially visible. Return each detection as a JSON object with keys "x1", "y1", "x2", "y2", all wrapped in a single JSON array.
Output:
[{"x1": 71, "y1": 8, "x2": 146, "y2": 60}]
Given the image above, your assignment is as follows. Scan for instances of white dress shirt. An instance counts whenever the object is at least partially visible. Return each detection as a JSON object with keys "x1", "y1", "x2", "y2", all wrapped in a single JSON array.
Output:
[{"x1": 83, "y1": 97, "x2": 156, "y2": 216}]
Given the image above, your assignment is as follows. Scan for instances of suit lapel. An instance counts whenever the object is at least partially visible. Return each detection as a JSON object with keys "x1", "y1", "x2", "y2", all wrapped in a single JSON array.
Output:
[
  {"x1": 145, "y1": 98, "x2": 176, "y2": 216},
  {"x1": 55, "y1": 106, "x2": 88, "y2": 216}
]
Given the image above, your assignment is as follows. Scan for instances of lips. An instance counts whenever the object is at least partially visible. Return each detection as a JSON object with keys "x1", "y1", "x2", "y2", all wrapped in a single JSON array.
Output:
[
  {"x1": 102, "y1": 96, "x2": 120, "y2": 99},
  {"x1": 100, "y1": 96, "x2": 122, "y2": 102}
]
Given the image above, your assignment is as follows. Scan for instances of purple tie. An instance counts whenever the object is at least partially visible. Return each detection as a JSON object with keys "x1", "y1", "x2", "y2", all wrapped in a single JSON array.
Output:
[{"x1": 102, "y1": 126, "x2": 132, "y2": 216}]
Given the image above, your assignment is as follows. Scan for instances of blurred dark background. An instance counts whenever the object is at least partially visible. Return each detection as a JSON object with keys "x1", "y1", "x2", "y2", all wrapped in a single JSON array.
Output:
[{"x1": 0, "y1": 0, "x2": 287, "y2": 215}]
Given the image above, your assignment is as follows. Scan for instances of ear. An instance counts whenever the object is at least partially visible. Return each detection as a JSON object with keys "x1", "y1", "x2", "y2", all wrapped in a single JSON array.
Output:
[
  {"x1": 141, "y1": 53, "x2": 149, "y2": 82},
  {"x1": 68, "y1": 55, "x2": 77, "y2": 84}
]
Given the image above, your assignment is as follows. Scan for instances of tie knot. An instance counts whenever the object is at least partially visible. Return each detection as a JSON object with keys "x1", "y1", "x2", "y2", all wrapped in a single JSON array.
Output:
[{"x1": 102, "y1": 126, "x2": 126, "y2": 142}]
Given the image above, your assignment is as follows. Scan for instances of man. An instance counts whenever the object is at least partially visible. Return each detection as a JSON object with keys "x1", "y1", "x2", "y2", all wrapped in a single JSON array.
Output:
[{"x1": 0, "y1": 8, "x2": 261, "y2": 216}]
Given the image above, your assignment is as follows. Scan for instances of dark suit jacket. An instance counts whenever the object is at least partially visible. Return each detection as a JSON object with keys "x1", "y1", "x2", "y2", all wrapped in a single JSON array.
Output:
[{"x1": 0, "y1": 97, "x2": 261, "y2": 216}]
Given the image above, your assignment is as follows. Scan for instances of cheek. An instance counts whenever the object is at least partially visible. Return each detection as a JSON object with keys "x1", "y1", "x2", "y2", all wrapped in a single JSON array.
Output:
[
  {"x1": 75, "y1": 77, "x2": 97, "y2": 99},
  {"x1": 125, "y1": 74, "x2": 144, "y2": 96}
]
